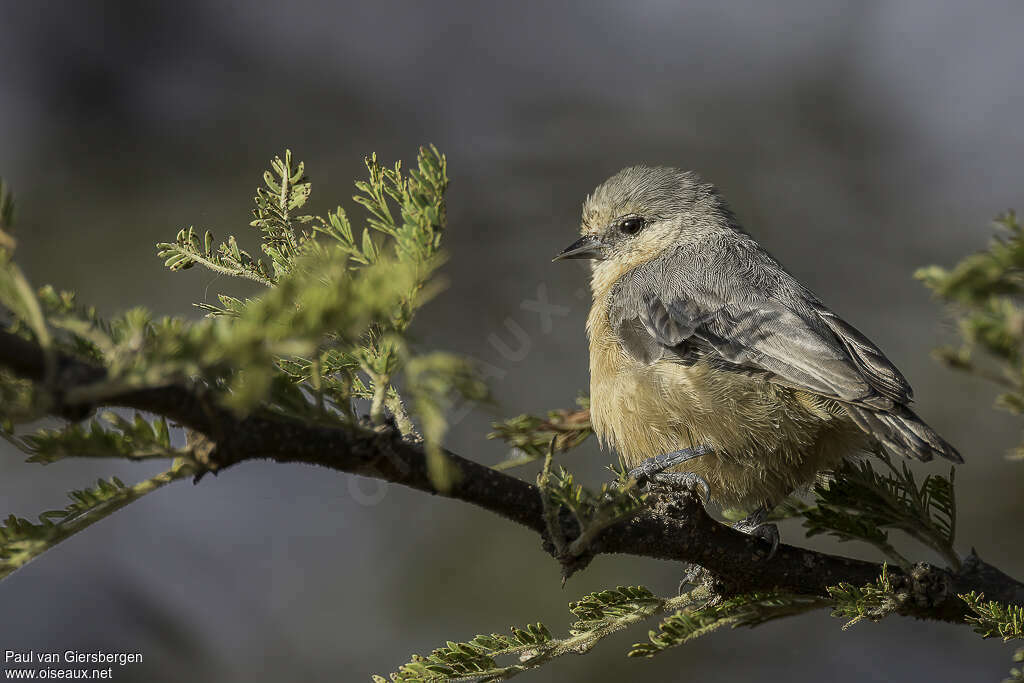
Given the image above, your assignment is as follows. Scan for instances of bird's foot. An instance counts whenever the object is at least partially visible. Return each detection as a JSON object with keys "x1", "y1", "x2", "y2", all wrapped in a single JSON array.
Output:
[
  {"x1": 676, "y1": 562, "x2": 710, "y2": 595},
  {"x1": 624, "y1": 445, "x2": 715, "y2": 590},
  {"x1": 628, "y1": 444, "x2": 713, "y2": 481},
  {"x1": 627, "y1": 444, "x2": 713, "y2": 494},
  {"x1": 733, "y1": 506, "x2": 779, "y2": 560},
  {"x1": 644, "y1": 471, "x2": 711, "y2": 501}
]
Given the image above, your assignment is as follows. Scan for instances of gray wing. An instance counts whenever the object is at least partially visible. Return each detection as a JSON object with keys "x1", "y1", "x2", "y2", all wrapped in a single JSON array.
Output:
[{"x1": 609, "y1": 242, "x2": 913, "y2": 410}]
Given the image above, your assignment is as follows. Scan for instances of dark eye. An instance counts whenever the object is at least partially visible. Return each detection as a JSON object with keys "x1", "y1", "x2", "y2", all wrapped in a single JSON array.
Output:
[{"x1": 620, "y1": 217, "x2": 645, "y2": 235}]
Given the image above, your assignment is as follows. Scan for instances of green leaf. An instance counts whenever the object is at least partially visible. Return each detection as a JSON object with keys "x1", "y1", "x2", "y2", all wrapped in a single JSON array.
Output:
[
  {"x1": 800, "y1": 451, "x2": 958, "y2": 570},
  {"x1": 0, "y1": 464, "x2": 196, "y2": 581},
  {"x1": 961, "y1": 592, "x2": 1024, "y2": 641},
  {"x1": 378, "y1": 622, "x2": 552, "y2": 682},
  {"x1": 630, "y1": 592, "x2": 826, "y2": 657},
  {"x1": 17, "y1": 411, "x2": 181, "y2": 464},
  {"x1": 827, "y1": 565, "x2": 900, "y2": 628},
  {"x1": 489, "y1": 395, "x2": 592, "y2": 470},
  {"x1": 0, "y1": 177, "x2": 15, "y2": 250},
  {"x1": 0, "y1": 250, "x2": 52, "y2": 351}
]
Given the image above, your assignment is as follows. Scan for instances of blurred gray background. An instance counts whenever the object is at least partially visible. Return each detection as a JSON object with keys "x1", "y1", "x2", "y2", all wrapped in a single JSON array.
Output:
[{"x1": 1, "y1": 1, "x2": 1023, "y2": 681}]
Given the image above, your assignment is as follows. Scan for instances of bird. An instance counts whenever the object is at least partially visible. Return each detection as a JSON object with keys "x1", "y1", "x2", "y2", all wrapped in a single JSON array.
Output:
[{"x1": 553, "y1": 165, "x2": 961, "y2": 549}]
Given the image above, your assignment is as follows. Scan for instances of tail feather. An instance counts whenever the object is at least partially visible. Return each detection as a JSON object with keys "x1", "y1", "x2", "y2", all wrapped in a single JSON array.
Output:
[{"x1": 846, "y1": 404, "x2": 962, "y2": 464}]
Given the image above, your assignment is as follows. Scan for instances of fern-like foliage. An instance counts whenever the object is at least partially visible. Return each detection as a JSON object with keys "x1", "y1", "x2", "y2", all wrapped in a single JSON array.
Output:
[
  {"x1": 488, "y1": 396, "x2": 591, "y2": 470},
  {"x1": 543, "y1": 465, "x2": 646, "y2": 531},
  {"x1": 537, "y1": 457, "x2": 647, "y2": 569},
  {"x1": 372, "y1": 623, "x2": 553, "y2": 682},
  {"x1": 377, "y1": 567, "x2": 920, "y2": 679},
  {"x1": 827, "y1": 564, "x2": 901, "y2": 628},
  {"x1": 961, "y1": 592, "x2": 1024, "y2": 641},
  {"x1": 249, "y1": 149, "x2": 314, "y2": 277},
  {"x1": 917, "y1": 210, "x2": 1024, "y2": 458},
  {"x1": 158, "y1": 227, "x2": 276, "y2": 285},
  {"x1": 0, "y1": 147, "x2": 483, "y2": 579},
  {"x1": 568, "y1": 585, "x2": 662, "y2": 632},
  {"x1": 801, "y1": 450, "x2": 958, "y2": 570},
  {"x1": 0, "y1": 462, "x2": 196, "y2": 580},
  {"x1": 156, "y1": 149, "x2": 314, "y2": 286},
  {"x1": 9, "y1": 411, "x2": 180, "y2": 464},
  {"x1": 629, "y1": 591, "x2": 827, "y2": 657},
  {"x1": 377, "y1": 586, "x2": 688, "y2": 682}
]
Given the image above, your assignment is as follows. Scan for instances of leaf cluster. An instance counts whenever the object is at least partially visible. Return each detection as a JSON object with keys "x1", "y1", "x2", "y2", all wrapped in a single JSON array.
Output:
[
  {"x1": 629, "y1": 591, "x2": 827, "y2": 658},
  {"x1": 377, "y1": 586, "x2": 677, "y2": 682},
  {"x1": 373, "y1": 624, "x2": 552, "y2": 682},
  {"x1": 568, "y1": 585, "x2": 662, "y2": 634},
  {"x1": 10, "y1": 411, "x2": 179, "y2": 464},
  {"x1": 961, "y1": 591, "x2": 1024, "y2": 641},
  {"x1": 0, "y1": 148, "x2": 483, "y2": 579},
  {"x1": 827, "y1": 564, "x2": 901, "y2": 628},
  {"x1": 488, "y1": 396, "x2": 591, "y2": 470},
  {"x1": 0, "y1": 463, "x2": 195, "y2": 581},
  {"x1": 800, "y1": 450, "x2": 958, "y2": 570},
  {"x1": 917, "y1": 211, "x2": 1024, "y2": 457}
]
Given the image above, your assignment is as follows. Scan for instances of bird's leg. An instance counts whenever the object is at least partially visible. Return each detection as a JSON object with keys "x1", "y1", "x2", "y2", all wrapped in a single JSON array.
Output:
[
  {"x1": 628, "y1": 444, "x2": 712, "y2": 499},
  {"x1": 733, "y1": 506, "x2": 780, "y2": 559},
  {"x1": 626, "y1": 445, "x2": 715, "y2": 592}
]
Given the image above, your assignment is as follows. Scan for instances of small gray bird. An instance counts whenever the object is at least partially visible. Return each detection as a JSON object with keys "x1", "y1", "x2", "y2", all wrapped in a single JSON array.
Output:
[{"x1": 554, "y1": 166, "x2": 961, "y2": 546}]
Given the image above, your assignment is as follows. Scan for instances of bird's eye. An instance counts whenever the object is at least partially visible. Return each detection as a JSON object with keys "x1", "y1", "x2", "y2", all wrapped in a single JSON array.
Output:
[{"x1": 620, "y1": 217, "x2": 645, "y2": 235}]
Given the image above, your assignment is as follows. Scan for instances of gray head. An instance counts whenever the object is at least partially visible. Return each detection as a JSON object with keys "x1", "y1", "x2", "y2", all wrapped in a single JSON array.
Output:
[{"x1": 553, "y1": 166, "x2": 733, "y2": 274}]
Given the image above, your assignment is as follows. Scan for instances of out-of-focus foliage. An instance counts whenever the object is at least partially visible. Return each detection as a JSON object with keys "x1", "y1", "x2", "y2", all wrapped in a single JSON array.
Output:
[
  {"x1": 0, "y1": 177, "x2": 14, "y2": 250},
  {"x1": 0, "y1": 148, "x2": 483, "y2": 578},
  {"x1": 0, "y1": 178, "x2": 50, "y2": 355},
  {"x1": 0, "y1": 463, "x2": 195, "y2": 580},
  {"x1": 917, "y1": 211, "x2": 1024, "y2": 459},
  {"x1": 9, "y1": 412, "x2": 179, "y2": 464},
  {"x1": 1009, "y1": 648, "x2": 1024, "y2": 683}
]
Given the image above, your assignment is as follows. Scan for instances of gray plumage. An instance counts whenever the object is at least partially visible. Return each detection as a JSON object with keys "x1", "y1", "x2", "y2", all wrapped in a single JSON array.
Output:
[{"x1": 563, "y1": 165, "x2": 960, "y2": 510}]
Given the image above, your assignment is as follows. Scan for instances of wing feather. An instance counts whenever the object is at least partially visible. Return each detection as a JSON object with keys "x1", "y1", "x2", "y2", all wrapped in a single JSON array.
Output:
[{"x1": 610, "y1": 240, "x2": 910, "y2": 410}]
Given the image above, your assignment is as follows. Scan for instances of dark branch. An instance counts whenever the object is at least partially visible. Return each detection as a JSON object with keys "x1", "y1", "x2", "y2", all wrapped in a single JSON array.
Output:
[{"x1": 1, "y1": 330, "x2": 1021, "y2": 623}]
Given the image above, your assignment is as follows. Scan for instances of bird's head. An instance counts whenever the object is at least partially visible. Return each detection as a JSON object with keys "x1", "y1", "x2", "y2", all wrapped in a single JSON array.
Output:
[{"x1": 553, "y1": 166, "x2": 730, "y2": 279}]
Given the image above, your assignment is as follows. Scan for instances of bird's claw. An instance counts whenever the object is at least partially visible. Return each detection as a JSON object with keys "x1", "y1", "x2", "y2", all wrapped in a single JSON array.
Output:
[
  {"x1": 733, "y1": 508, "x2": 779, "y2": 560},
  {"x1": 647, "y1": 471, "x2": 711, "y2": 501},
  {"x1": 627, "y1": 445, "x2": 713, "y2": 483},
  {"x1": 676, "y1": 562, "x2": 707, "y2": 595}
]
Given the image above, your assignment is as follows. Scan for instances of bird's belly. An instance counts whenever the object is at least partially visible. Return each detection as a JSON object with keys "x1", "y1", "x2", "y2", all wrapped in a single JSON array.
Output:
[{"x1": 589, "y1": 358, "x2": 862, "y2": 510}]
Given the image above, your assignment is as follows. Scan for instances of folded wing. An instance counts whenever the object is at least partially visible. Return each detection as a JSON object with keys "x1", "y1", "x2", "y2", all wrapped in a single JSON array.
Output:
[{"x1": 607, "y1": 241, "x2": 960, "y2": 462}]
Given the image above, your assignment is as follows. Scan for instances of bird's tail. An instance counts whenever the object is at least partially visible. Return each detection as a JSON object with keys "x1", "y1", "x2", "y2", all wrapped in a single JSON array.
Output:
[{"x1": 845, "y1": 404, "x2": 962, "y2": 464}]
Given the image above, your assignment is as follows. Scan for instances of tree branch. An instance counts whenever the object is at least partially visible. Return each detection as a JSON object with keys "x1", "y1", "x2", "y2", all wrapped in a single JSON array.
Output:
[{"x1": 1, "y1": 330, "x2": 1021, "y2": 624}]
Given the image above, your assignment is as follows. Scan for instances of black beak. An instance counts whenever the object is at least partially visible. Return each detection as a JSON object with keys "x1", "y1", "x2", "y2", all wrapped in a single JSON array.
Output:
[{"x1": 552, "y1": 234, "x2": 606, "y2": 262}]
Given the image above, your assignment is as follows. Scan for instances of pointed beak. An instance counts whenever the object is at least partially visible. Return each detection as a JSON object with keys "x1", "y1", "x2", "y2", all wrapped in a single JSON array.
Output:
[{"x1": 552, "y1": 234, "x2": 606, "y2": 262}]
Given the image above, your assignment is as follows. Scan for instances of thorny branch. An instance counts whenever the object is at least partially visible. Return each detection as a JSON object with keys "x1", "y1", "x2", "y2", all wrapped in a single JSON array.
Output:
[{"x1": 1, "y1": 329, "x2": 1022, "y2": 624}]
